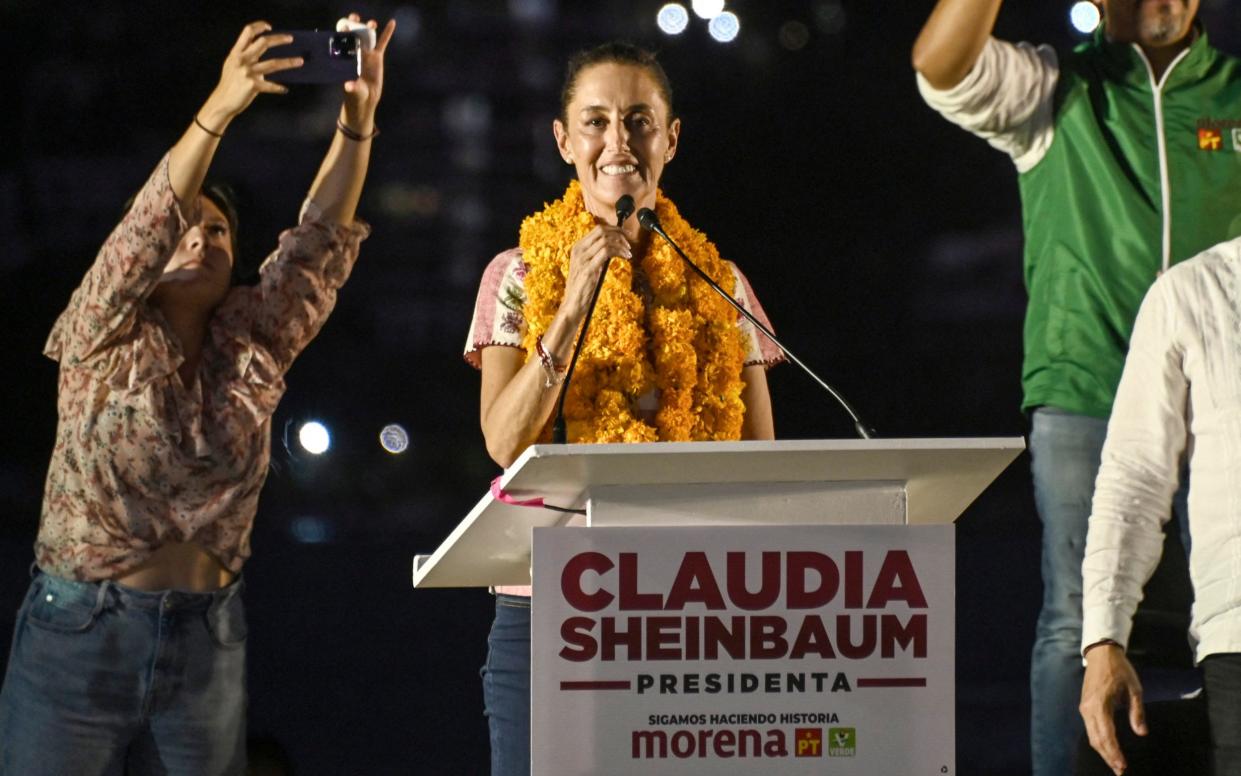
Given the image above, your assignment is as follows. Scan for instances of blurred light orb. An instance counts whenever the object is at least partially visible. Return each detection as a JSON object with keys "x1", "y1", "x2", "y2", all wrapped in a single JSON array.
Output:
[
  {"x1": 392, "y1": 6, "x2": 422, "y2": 44},
  {"x1": 509, "y1": 0, "x2": 554, "y2": 26},
  {"x1": 1069, "y1": 1, "x2": 1101, "y2": 34},
  {"x1": 290, "y1": 515, "x2": 335, "y2": 544},
  {"x1": 778, "y1": 20, "x2": 811, "y2": 51},
  {"x1": 814, "y1": 0, "x2": 846, "y2": 35},
  {"x1": 691, "y1": 0, "x2": 725, "y2": 20},
  {"x1": 298, "y1": 421, "x2": 331, "y2": 455},
  {"x1": 657, "y1": 4, "x2": 690, "y2": 35},
  {"x1": 379, "y1": 423, "x2": 410, "y2": 454},
  {"x1": 708, "y1": 11, "x2": 740, "y2": 42}
]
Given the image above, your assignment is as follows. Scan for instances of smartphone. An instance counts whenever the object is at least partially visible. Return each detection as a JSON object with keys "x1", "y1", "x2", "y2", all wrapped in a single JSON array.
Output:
[{"x1": 261, "y1": 30, "x2": 361, "y2": 84}]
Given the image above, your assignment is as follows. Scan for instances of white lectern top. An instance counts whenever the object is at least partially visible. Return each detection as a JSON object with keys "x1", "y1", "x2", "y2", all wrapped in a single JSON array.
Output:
[{"x1": 412, "y1": 437, "x2": 1023, "y2": 589}]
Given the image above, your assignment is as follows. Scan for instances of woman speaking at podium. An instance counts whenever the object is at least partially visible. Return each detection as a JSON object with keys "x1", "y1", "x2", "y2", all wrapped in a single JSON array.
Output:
[{"x1": 464, "y1": 41, "x2": 783, "y2": 776}]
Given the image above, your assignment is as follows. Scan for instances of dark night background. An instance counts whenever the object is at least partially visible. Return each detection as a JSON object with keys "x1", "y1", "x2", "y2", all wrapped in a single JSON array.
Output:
[{"x1": 2, "y1": 1, "x2": 1233, "y2": 773}]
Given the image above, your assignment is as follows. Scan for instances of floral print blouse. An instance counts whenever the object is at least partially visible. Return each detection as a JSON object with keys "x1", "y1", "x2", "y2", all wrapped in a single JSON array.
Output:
[
  {"x1": 464, "y1": 247, "x2": 785, "y2": 369},
  {"x1": 37, "y1": 154, "x2": 369, "y2": 581}
]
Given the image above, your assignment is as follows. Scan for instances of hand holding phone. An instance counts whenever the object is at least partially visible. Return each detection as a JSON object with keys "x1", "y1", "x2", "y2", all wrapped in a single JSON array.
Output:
[
  {"x1": 197, "y1": 22, "x2": 301, "y2": 130},
  {"x1": 261, "y1": 29, "x2": 365, "y2": 84},
  {"x1": 335, "y1": 18, "x2": 377, "y2": 52}
]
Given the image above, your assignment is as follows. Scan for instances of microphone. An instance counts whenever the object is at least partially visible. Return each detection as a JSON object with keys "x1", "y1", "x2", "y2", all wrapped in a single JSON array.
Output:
[
  {"x1": 636, "y1": 207, "x2": 876, "y2": 439},
  {"x1": 615, "y1": 194, "x2": 635, "y2": 227},
  {"x1": 550, "y1": 196, "x2": 637, "y2": 443}
]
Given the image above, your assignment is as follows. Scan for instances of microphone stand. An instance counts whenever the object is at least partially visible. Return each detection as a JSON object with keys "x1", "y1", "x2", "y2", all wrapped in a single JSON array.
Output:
[
  {"x1": 637, "y1": 208, "x2": 876, "y2": 439},
  {"x1": 551, "y1": 196, "x2": 637, "y2": 443},
  {"x1": 551, "y1": 274, "x2": 606, "y2": 444}
]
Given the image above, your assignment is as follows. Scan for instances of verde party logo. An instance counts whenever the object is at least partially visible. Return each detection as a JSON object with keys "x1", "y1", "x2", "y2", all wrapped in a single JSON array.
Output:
[{"x1": 828, "y1": 727, "x2": 856, "y2": 757}]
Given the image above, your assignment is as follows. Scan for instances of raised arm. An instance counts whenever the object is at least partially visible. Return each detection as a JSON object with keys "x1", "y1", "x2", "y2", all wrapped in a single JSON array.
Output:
[
  {"x1": 225, "y1": 16, "x2": 393, "y2": 379},
  {"x1": 44, "y1": 22, "x2": 299, "y2": 366},
  {"x1": 912, "y1": 0, "x2": 1004, "y2": 90},
  {"x1": 305, "y1": 17, "x2": 396, "y2": 226},
  {"x1": 170, "y1": 22, "x2": 299, "y2": 212}
]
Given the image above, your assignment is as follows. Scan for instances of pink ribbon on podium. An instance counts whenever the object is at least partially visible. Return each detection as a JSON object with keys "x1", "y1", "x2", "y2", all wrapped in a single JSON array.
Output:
[{"x1": 490, "y1": 476, "x2": 545, "y2": 508}]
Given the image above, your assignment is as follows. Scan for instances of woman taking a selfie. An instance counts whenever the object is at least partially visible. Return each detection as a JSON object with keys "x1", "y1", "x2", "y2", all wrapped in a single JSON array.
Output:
[
  {"x1": 0, "y1": 16, "x2": 393, "y2": 773},
  {"x1": 464, "y1": 41, "x2": 783, "y2": 775}
]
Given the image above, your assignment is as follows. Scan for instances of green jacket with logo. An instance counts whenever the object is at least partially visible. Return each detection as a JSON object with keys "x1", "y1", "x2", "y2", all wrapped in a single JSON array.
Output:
[{"x1": 1020, "y1": 30, "x2": 1241, "y2": 418}]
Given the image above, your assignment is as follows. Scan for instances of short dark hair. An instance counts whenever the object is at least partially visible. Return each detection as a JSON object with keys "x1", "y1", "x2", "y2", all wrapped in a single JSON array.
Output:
[
  {"x1": 200, "y1": 180, "x2": 240, "y2": 257},
  {"x1": 121, "y1": 179, "x2": 257, "y2": 287},
  {"x1": 200, "y1": 180, "x2": 258, "y2": 287},
  {"x1": 559, "y1": 41, "x2": 675, "y2": 125}
]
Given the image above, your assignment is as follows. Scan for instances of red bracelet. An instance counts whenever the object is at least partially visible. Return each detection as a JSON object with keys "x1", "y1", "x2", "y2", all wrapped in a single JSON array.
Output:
[{"x1": 535, "y1": 335, "x2": 566, "y2": 388}]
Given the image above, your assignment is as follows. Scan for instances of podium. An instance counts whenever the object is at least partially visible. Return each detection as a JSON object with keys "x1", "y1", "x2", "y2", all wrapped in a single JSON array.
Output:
[
  {"x1": 413, "y1": 438, "x2": 1023, "y2": 774},
  {"x1": 412, "y1": 438, "x2": 1022, "y2": 588}
]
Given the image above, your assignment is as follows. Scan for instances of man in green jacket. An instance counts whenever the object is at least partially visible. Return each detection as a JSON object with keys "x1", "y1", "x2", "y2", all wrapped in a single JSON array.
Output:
[{"x1": 913, "y1": 1, "x2": 1241, "y2": 773}]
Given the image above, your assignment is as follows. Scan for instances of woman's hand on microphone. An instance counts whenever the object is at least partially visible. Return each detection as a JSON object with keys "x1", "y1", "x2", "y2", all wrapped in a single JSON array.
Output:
[{"x1": 562, "y1": 225, "x2": 631, "y2": 321}]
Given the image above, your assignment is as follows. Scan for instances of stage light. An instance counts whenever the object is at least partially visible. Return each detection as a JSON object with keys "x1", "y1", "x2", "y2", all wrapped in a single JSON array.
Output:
[
  {"x1": 1069, "y1": 1, "x2": 1100, "y2": 34},
  {"x1": 691, "y1": 0, "x2": 725, "y2": 20},
  {"x1": 298, "y1": 421, "x2": 331, "y2": 455},
  {"x1": 657, "y1": 3, "x2": 690, "y2": 35},
  {"x1": 708, "y1": 11, "x2": 740, "y2": 43},
  {"x1": 379, "y1": 423, "x2": 410, "y2": 454}
]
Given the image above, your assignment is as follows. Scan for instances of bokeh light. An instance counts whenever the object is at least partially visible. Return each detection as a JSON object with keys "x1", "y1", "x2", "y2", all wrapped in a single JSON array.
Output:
[
  {"x1": 691, "y1": 0, "x2": 725, "y2": 20},
  {"x1": 657, "y1": 3, "x2": 690, "y2": 35},
  {"x1": 814, "y1": 0, "x2": 846, "y2": 35},
  {"x1": 290, "y1": 515, "x2": 336, "y2": 544},
  {"x1": 1069, "y1": 1, "x2": 1101, "y2": 34},
  {"x1": 708, "y1": 11, "x2": 740, "y2": 43},
  {"x1": 298, "y1": 421, "x2": 331, "y2": 455},
  {"x1": 379, "y1": 423, "x2": 410, "y2": 454},
  {"x1": 779, "y1": 20, "x2": 811, "y2": 52}
]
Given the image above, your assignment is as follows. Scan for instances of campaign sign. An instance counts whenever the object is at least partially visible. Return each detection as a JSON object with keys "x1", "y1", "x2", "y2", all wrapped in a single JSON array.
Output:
[{"x1": 531, "y1": 524, "x2": 954, "y2": 775}]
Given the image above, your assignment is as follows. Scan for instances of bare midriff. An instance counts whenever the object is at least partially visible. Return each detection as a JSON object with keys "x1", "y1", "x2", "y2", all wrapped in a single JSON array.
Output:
[{"x1": 114, "y1": 542, "x2": 235, "y2": 592}]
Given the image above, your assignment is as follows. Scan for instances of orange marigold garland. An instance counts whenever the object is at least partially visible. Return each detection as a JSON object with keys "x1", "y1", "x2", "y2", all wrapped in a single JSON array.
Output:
[{"x1": 518, "y1": 180, "x2": 747, "y2": 443}]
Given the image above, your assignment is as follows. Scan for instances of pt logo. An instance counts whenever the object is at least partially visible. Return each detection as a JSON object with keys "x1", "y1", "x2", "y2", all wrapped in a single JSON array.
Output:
[
  {"x1": 828, "y1": 727, "x2": 857, "y2": 757},
  {"x1": 1199, "y1": 128, "x2": 1223, "y2": 150},
  {"x1": 794, "y1": 728, "x2": 822, "y2": 758}
]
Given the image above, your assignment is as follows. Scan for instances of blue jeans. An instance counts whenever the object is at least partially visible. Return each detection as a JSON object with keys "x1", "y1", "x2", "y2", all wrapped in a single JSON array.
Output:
[
  {"x1": 481, "y1": 594, "x2": 530, "y2": 776},
  {"x1": 1029, "y1": 407, "x2": 1188, "y2": 776},
  {"x1": 0, "y1": 571, "x2": 248, "y2": 775}
]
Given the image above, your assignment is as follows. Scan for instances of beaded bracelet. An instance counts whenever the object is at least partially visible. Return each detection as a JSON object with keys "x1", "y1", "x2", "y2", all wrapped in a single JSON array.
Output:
[
  {"x1": 535, "y1": 335, "x2": 566, "y2": 388},
  {"x1": 336, "y1": 118, "x2": 380, "y2": 142}
]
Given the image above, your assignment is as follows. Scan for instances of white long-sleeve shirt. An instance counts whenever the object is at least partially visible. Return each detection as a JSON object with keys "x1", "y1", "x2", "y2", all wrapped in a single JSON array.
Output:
[
  {"x1": 1082, "y1": 237, "x2": 1241, "y2": 662},
  {"x1": 915, "y1": 37, "x2": 1059, "y2": 173}
]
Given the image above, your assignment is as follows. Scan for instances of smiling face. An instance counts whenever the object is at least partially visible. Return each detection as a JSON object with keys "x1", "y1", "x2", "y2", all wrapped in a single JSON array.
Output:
[
  {"x1": 553, "y1": 62, "x2": 681, "y2": 222},
  {"x1": 1098, "y1": 0, "x2": 1199, "y2": 49},
  {"x1": 151, "y1": 196, "x2": 235, "y2": 313}
]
